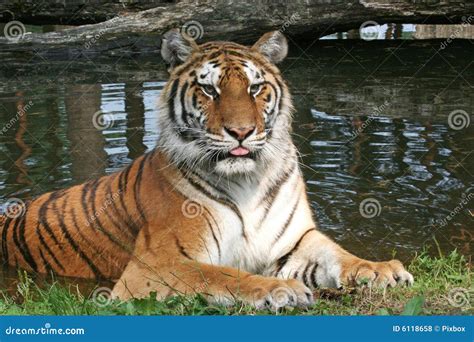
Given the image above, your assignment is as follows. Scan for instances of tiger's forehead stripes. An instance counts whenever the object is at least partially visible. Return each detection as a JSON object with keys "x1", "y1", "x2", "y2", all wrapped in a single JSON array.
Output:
[
  {"x1": 170, "y1": 42, "x2": 281, "y2": 84},
  {"x1": 182, "y1": 49, "x2": 268, "y2": 90}
]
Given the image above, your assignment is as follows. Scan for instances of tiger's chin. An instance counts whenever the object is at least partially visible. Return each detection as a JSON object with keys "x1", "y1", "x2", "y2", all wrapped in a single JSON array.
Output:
[{"x1": 214, "y1": 157, "x2": 257, "y2": 176}]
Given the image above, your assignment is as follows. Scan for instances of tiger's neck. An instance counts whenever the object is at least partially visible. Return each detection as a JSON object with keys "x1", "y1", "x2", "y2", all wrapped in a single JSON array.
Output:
[{"x1": 157, "y1": 139, "x2": 300, "y2": 206}]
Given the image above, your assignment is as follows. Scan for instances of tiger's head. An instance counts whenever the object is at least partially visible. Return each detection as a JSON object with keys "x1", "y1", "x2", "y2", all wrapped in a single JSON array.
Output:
[{"x1": 159, "y1": 30, "x2": 293, "y2": 176}]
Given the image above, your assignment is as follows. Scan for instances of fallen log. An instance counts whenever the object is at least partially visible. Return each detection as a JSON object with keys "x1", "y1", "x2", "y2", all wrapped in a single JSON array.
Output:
[
  {"x1": 0, "y1": 0, "x2": 166, "y2": 25},
  {"x1": 1, "y1": 0, "x2": 473, "y2": 57}
]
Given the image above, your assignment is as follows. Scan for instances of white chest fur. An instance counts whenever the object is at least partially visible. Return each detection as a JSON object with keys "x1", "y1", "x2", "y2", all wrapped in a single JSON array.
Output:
[{"x1": 184, "y1": 163, "x2": 315, "y2": 274}]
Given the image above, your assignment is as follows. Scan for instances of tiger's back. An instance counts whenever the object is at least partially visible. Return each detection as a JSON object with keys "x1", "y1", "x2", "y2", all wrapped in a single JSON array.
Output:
[{"x1": 0, "y1": 152, "x2": 158, "y2": 279}]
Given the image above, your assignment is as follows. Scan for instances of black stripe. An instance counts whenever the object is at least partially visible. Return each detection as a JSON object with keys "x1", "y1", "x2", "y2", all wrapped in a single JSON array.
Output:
[
  {"x1": 265, "y1": 82, "x2": 279, "y2": 121},
  {"x1": 38, "y1": 192, "x2": 67, "y2": 248},
  {"x1": 207, "y1": 51, "x2": 222, "y2": 59},
  {"x1": 168, "y1": 79, "x2": 180, "y2": 125},
  {"x1": 117, "y1": 166, "x2": 140, "y2": 234},
  {"x1": 69, "y1": 205, "x2": 119, "y2": 272},
  {"x1": 64, "y1": 204, "x2": 105, "y2": 279},
  {"x1": 180, "y1": 81, "x2": 190, "y2": 126},
  {"x1": 258, "y1": 163, "x2": 295, "y2": 228},
  {"x1": 17, "y1": 206, "x2": 37, "y2": 271},
  {"x1": 225, "y1": 50, "x2": 246, "y2": 58},
  {"x1": 1, "y1": 216, "x2": 13, "y2": 265},
  {"x1": 192, "y1": 169, "x2": 234, "y2": 200},
  {"x1": 80, "y1": 180, "x2": 93, "y2": 217},
  {"x1": 12, "y1": 208, "x2": 37, "y2": 272},
  {"x1": 275, "y1": 78, "x2": 284, "y2": 114},
  {"x1": 275, "y1": 228, "x2": 315, "y2": 275},
  {"x1": 133, "y1": 153, "x2": 149, "y2": 224},
  {"x1": 302, "y1": 262, "x2": 312, "y2": 287},
  {"x1": 203, "y1": 207, "x2": 221, "y2": 238},
  {"x1": 36, "y1": 225, "x2": 65, "y2": 272},
  {"x1": 310, "y1": 263, "x2": 319, "y2": 288},
  {"x1": 203, "y1": 213, "x2": 221, "y2": 259},
  {"x1": 82, "y1": 179, "x2": 98, "y2": 225},
  {"x1": 267, "y1": 82, "x2": 278, "y2": 107},
  {"x1": 11, "y1": 218, "x2": 21, "y2": 258},
  {"x1": 86, "y1": 179, "x2": 131, "y2": 252},
  {"x1": 184, "y1": 173, "x2": 246, "y2": 239},
  {"x1": 273, "y1": 194, "x2": 300, "y2": 243},
  {"x1": 133, "y1": 154, "x2": 150, "y2": 247},
  {"x1": 175, "y1": 236, "x2": 192, "y2": 260},
  {"x1": 174, "y1": 54, "x2": 210, "y2": 78},
  {"x1": 103, "y1": 180, "x2": 135, "y2": 239},
  {"x1": 39, "y1": 249, "x2": 53, "y2": 275},
  {"x1": 102, "y1": 192, "x2": 133, "y2": 240},
  {"x1": 119, "y1": 164, "x2": 132, "y2": 194},
  {"x1": 12, "y1": 214, "x2": 31, "y2": 270},
  {"x1": 41, "y1": 216, "x2": 62, "y2": 250}
]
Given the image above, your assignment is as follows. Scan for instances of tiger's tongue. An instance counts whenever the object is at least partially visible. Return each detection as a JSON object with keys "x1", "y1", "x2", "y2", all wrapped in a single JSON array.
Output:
[{"x1": 229, "y1": 146, "x2": 250, "y2": 156}]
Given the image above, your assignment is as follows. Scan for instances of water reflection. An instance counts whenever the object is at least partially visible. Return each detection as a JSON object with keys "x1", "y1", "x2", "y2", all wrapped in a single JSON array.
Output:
[
  {"x1": 0, "y1": 40, "x2": 472, "y2": 268},
  {"x1": 65, "y1": 84, "x2": 107, "y2": 182},
  {"x1": 301, "y1": 109, "x2": 472, "y2": 260}
]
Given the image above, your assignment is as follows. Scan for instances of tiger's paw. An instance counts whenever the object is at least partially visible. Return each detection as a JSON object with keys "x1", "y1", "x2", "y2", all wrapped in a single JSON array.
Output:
[
  {"x1": 341, "y1": 259, "x2": 414, "y2": 288},
  {"x1": 245, "y1": 277, "x2": 314, "y2": 310}
]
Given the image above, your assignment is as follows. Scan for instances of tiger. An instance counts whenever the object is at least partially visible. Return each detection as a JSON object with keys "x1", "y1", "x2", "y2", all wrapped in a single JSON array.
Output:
[{"x1": 0, "y1": 30, "x2": 413, "y2": 309}]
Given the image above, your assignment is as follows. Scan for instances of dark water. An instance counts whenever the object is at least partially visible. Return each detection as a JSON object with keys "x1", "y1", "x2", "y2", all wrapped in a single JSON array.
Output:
[{"x1": 0, "y1": 40, "x2": 473, "y2": 291}]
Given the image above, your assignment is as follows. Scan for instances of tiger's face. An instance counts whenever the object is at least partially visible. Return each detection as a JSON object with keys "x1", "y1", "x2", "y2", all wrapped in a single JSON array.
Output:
[{"x1": 160, "y1": 31, "x2": 292, "y2": 176}]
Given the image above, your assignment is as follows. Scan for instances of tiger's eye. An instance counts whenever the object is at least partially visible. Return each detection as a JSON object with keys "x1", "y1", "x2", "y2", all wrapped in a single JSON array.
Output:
[
  {"x1": 201, "y1": 85, "x2": 217, "y2": 97},
  {"x1": 250, "y1": 84, "x2": 262, "y2": 95}
]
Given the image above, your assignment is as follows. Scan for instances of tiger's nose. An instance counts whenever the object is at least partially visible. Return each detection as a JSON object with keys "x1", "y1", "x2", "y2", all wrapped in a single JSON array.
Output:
[{"x1": 225, "y1": 126, "x2": 255, "y2": 141}]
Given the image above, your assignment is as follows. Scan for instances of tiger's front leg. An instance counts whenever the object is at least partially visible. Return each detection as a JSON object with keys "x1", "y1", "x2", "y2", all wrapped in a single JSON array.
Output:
[
  {"x1": 111, "y1": 226, "x2": 314, "y2": 310},
  {"x1": 265, "y1": 228, "x2": 414, "y2": 289}
]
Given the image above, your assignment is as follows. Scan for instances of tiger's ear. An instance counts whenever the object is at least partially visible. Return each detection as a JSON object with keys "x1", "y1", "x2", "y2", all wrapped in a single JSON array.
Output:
[
  {"x1": 252, "y1": 31, "x2": 288, "y2": 64},
  {"x1": 161, "y1": 29, "x2": 198, "y2": 69}
]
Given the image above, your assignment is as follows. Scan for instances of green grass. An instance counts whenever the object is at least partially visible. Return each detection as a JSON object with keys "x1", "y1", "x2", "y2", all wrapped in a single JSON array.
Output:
[{"x1": 0, "y1": 250, "x2": 472, "y2": 315}]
